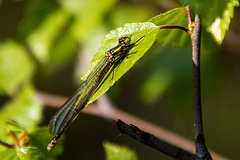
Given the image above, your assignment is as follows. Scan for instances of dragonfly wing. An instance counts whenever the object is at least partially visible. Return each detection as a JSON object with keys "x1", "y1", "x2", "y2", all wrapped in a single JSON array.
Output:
[
  {"x1": 49, "y1": 57, "x2": 109, "y2": 136},
  {"x1": 48, "y1": 89, "x2": 82, "y2": 135}
]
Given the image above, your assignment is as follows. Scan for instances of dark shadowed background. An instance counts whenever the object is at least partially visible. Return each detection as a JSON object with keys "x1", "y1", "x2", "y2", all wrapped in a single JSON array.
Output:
[{"x1": 0, "y1": 0, "x2": 240, "y2": 159}]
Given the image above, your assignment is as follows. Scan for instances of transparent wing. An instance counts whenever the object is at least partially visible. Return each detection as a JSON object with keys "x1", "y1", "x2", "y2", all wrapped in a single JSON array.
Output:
[{"x1": 49, "y1": 56, "x2": 109, "y2": 136}]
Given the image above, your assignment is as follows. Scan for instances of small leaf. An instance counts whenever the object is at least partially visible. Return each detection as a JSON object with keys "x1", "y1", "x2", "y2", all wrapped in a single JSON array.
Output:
[
  {"x1": 0, "y1": 86, "x2": 42, "y2": 141},
  {"x1": 180, "y1": 0, "x2": 239, "y2": 44},
  {"x1": 149, "y1": 7, "x2": 191, "y2": 48},
  {"x1": 206, "y1": 0, "x2": 239, "y2": 44},
  {"x1": 0, "y1": 41, "x2": 34, "y2": 95},
  {"x1": 28, "y1": 127, "x2": 63, "y2": 160},
  {"x1": 104, "y1": 142, "x2": 138, "y2": 160},
  {"x1": 82, "y1": 22, "x2": 158, "y2": 104},
  {"x1": 0, "y1": 127, "x2": 63, "y2": 160}
]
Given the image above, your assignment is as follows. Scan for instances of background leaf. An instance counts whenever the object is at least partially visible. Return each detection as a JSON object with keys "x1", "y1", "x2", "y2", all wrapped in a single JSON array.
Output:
[
  {"x1": 59, "y1": 0, "x2": 117, "y2": 42},
  {"x1": 0, "y1": 41, "x2": 34, "y2": 95},
  {"x1": 0, "y1": 86, "x2": 42, "y2": 149},
  {"x1": 0, "y1": 149, "x2": 18, "y2": 160},
  {"x1": 16, "y1": 147, "x2": 45, "y2": 160},
  {"x1": 206, "y1": 0, "x2": 239, "y2": 44},
  {"x1": 180, "y1": 0, "x2": 239, "y2": 44},
  {"x1": 104, "y1": 142, "x2": 138, "y2": 160},
  {"x1": 28, "y1": 127, "x2": 63, "y2": 160},
  {"x1": 0, "y1": 127, "x2": 62, "y2": 160},
  {"x1": 26, "y1": 10, "x2": 70, "y2": 62},
  {"x1": 139, "y1": 69, "x2": 173, "y2": 104}
]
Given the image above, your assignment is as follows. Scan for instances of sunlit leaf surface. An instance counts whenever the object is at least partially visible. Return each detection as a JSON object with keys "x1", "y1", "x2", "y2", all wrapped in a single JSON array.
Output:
[{"x1": 82, "y1": 22, "x2": 158, "y2": 103}]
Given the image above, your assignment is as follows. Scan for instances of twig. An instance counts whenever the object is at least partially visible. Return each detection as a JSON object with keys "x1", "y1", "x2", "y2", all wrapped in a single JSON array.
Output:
[
  {"x1": 0, "y1": 140, "x2": 14, "y2": 148},
  {"x1": 117, "y1": 120, "x2": 196, "y2": 160},
  {"x1": 37, "y1": 92, "x2": 226, "y2": 160},
  {"x1": 191, "y1": 15, "x2": 212, "y2": 159},
  {"x1": 159, "y1": 25, "x2": 189, "y2": 34}
]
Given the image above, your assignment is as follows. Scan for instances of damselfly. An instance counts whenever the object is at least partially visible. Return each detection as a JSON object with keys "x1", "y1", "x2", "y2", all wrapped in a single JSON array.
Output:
[{"x1": 47, "y1": 36, "x2": 144, "y2": 151}]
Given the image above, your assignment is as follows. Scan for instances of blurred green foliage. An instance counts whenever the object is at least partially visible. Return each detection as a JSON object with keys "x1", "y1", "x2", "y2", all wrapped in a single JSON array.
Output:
[
  {"x1": 0, "y1": 87, "x2": 41, "y2": 135},
  {"x1": 0, "y1": 0, "x2": 239, "y2": 159},
  {"x1": 0, "y1": 41, "x2": 34, "y2": 95},
  {"x1": 0, "y1": 87, "x2": 62, "y2": 159},
  {"x1": 104, "y1": 142, "x2": 138, "y2": 160}
]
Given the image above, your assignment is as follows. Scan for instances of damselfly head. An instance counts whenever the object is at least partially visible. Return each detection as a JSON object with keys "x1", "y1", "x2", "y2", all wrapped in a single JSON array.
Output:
[{"x1": 118, "y1": 37, "x2": 131, "y2": 46}]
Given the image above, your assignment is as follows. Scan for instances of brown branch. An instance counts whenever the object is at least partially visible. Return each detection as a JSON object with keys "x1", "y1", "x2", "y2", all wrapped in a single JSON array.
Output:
[
  {"x1": 37, "y1": 92, "x2": 226, "y2": 160},
  {"x1": 191, "y1": 15, "x2": 212, "y2": 160},
  {"x1": 0, "y1": 140, "x2": 14, "y2": 148},
  {"x1": 117, "y1": 120, "x2": 196, "y2": 160}
]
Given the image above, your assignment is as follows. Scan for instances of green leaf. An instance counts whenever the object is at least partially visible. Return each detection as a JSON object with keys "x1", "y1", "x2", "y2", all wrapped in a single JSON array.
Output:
[
  {"x1": 27, "y1": 9, "x2": 70, "y2": 62},
  {"x1": 60, "y1": 0, "x2": 117, "y2": 42},
  {"x1": 0, "y1": 127, "x2": 63, "y2": 160},
  {"x1": 0, "y1": 86, "x2": 42, "y2": 142},
  {"x1": 16, "y1": 147, "x2": 44, "y2": 160},
  {"x1": 206, "y1": 0, "x2": 239, "y2": 44},
  {"x1": 41, "y1": 32, "x2": 79, "y2": 75},
  {"x1": 0, "y1": 149, "x2": 19, "y2": 160},
  {"x1": 139, "y1": 70, "x2": 173, "y2": 104},
  {"x1": 180, "y1": 0, "x2": 239, "y2": 44},
  {"x1": 18, "y1": 1, "x2": 59, "y2": 39},
  {"x1": 104, "y1": 142, "x2": 138, "y2": 160},
  {"x1": 82, "y1": 22, "x2": 158, "y2": 104},
  {"x1": 0, "y1": 41, "x2": 34, "y2": 95},
  {"x1": 149, "y1": 7, "x2": 191, "y2": 48},
  {"x1": 28, "y1": 127, "x2": 63, "y2": 160}
]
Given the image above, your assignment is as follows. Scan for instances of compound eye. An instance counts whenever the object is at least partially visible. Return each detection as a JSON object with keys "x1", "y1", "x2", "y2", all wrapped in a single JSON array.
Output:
[
  {"x1": 118, "y1": 37, "x2": 131, "y2": 45},
  {"x1": 124, "y1": 37, "x2": 130, "y2": 44}
]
